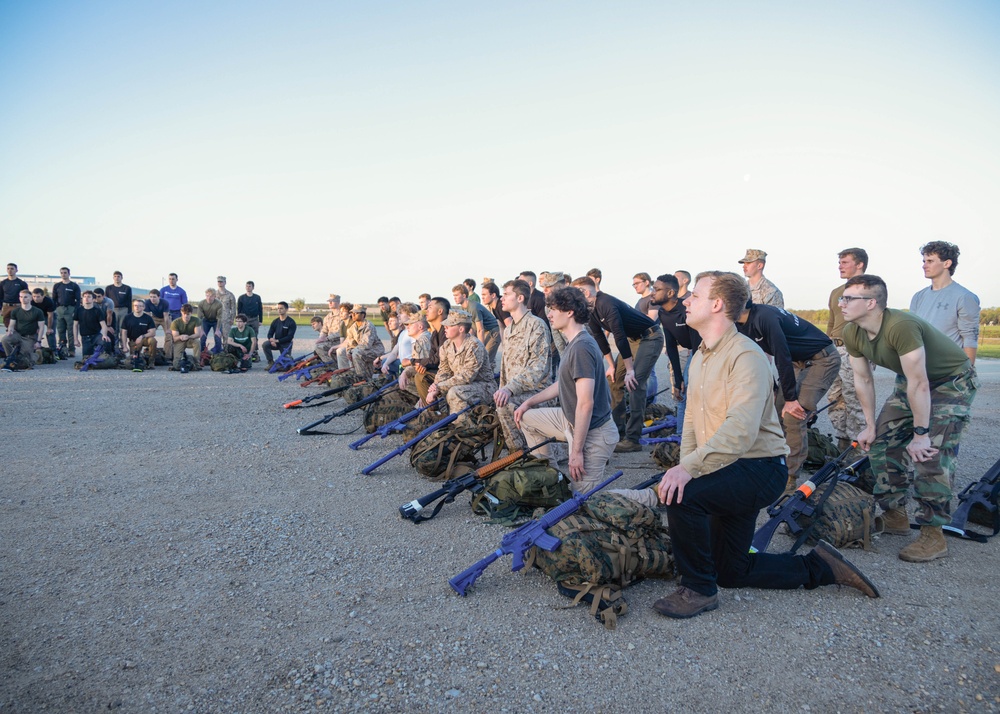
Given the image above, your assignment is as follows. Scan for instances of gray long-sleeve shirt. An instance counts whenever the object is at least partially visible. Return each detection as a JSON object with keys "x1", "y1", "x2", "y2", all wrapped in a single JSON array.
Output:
[{"x1": 909, "y1": 281, "x2": 980, "y2": 350}]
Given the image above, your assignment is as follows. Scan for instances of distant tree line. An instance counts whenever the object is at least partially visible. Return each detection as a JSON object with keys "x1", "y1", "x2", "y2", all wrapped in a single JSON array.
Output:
[{"x1": 789, "y1": 308, "x2": 999, "y2": 326}]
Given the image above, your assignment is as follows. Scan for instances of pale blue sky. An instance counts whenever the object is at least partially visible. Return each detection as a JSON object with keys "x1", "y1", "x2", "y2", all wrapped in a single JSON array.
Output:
[{"x1": 2, "y1": 1, "x2": 998, "y2": 308}]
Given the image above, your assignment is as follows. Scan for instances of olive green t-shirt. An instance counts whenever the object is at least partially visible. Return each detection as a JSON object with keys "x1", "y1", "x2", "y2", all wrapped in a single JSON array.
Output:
[
  {"x1": 843, "y1": 309, "x2": 969, "y2": 382},
  {"x1": 10, "y1": 306, "x2": 45, "y2": 337},
  {"x1": 170, "y1": 316, "x2": 202, "y2": 337}
]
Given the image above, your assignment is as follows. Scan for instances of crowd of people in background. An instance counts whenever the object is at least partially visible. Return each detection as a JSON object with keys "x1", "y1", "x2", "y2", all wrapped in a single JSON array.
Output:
[{"x1": 0, "y1": 240, "x2": 983, "y2": 617}]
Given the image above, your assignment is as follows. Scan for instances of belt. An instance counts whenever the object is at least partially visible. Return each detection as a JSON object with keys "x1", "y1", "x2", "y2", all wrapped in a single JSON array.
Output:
[
  {"x1": 637, "y1": 326, "x2": 657, "y2": 340},
  {"x1": 2, "y1": 302, "x2": 17, "y2": 306},
  {"x1": 747, "y1": 455, "x2": 787, "y2": 465},
  {"x1": 809, "y1": 343, "x2": 839, "y2": 361}
]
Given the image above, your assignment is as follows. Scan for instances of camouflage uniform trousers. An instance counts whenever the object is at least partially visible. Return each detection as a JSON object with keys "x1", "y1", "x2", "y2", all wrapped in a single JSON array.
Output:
[
  {"x1": 314, "y1": 336, "x2": 341, "y2": 363},
  {"x1": 774, "y1": 345, "x2": 841, "y2": 480},
  {"x1": 347, "y1": 346, "x2": 383, "y2": 380},
  {"x1": 496, "y1": 392, "x2": 557, "y2": 452},
  {"x1": 870, "y1": 369, "x2": 978, "y2": 526},
  {"x1": 827, "y1": 344, "x2": 867, "y2": 442},
  {"x1": 443, "y1": 382, "x2": 496, "y2": 425}
]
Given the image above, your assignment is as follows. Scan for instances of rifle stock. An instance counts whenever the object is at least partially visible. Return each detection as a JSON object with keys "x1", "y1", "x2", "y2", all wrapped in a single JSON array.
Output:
[
  {"x1": 361, "y1": 402, "x2": 478, "y2": 475},
  {"x1": 449, "y1": 471, "x2": 623, "y2": 596},
  {"x1": 296, "y1": 380, "x2": 397, "y2": 435},
  {"x1": 398, "y1": 438, "x2": 557, "y2": 522},
  {"x1": 283, "y1": 380, "x2": 364, "y2": 409},
  {"x1": 942, "y1": 458, "x2": 1000, "y2": 542}
]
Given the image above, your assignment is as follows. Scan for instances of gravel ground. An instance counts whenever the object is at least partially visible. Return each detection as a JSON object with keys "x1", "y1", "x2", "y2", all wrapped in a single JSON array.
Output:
[{"x1": 2, "y1": 339, "x2": 998, "y2": 713}]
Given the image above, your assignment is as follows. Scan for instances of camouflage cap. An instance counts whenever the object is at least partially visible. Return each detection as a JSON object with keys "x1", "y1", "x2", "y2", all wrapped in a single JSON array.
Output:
[
  {"x1": 350, "y1": 304, "x2": 367, "y2": 315},
  {"x1": 538, "y1": 271, "x2": 565, "y2": 288},
  {"x1": 441, "y1": 307, "x2": 473, "y2": 327},
  {"x1": 327, "y1": 293, "x2": 341, "y2": 302},
  {"x1": 738, "y1": 249, "x2": 767, "y2": 264}
]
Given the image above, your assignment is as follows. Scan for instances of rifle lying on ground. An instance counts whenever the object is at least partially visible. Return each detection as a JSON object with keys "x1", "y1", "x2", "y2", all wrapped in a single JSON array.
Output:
[
  {"x1": 277, "y1": 356, "x2": 322, "y2": 382},
  {"x1": 283, "y1": 379, "x2": 366, "y2": 409},
  {"x1": 296, "y1": 380, "x2": 398, "y2": 435},
  {"x1": 349, "y1": 397, "x2": 445, "y2": 450},
  {"x1": 750, "y1": 442, "x2": 867, "y2": 554},
  {"x1": 300, "y1": 366, "x2": 348, "y2": 387},
  {"x1": 399, "y1": 438, "x2": 557, "y2": 523},
  {"x1": 449, "y1": 471, "x2": 623, "y2": 596},
  {"x1": 78, "y1": 343, "x2": 106, "y2": 372},
  {"x1": 942, "y1": 457, "x2": 1000, "y2": 542},
  {"x1": 361, "y1": 402, "x2": 478, "y2": 476}
]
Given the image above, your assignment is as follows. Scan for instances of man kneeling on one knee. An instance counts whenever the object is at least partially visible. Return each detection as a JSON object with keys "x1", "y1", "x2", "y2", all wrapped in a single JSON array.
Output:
[{"x1": 650, "y1": 271, "x2": 879, "y2": 620}]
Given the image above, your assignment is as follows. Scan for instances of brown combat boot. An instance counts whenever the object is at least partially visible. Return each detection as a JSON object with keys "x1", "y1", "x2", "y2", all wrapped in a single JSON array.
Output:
[
  {"x1": 898, "y1": 526, "x2": 948, "y2": 563},
  {"x1": 880, "y1": 507, "x2": 911, "y2": 535},
  {"x1": 812, "y1": 540, "x2": 880, "y2": 598},
  {"x1": 652, "y1": 586, "x2": 720, "y2": 619}
]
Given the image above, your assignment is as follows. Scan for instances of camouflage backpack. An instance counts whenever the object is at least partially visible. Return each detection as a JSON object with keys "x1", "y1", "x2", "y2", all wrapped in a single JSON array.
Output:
[
  {"x1": 154, "y1": 348, "x2": 169, "y2": 366},
  {"x1": 469, "y1": 457, "x2": 571, "y2": 525},
  {"x1": 794, "y1": 480, "x2": 877, "y2": 551},
  {"x1": 528, "y1": 493, "x2": 675, "y2": 629},
  {"x1": 363, "y1": 389, "x2": 418, "y2": 434},
  {"x1": 38, "y1": 347, "x2": 57, "y2": 365},
  {"x1": 211, "y1": 352, "x2": 239, "y2": 372},
  {"x1": 408, "y1": 406, "x2": 503, "y2": 480},
  {"x1": 2, "y1": 347, "x2": 35, "y2": 371},
  {"x1": 651, "y1": 438, "x2": 681, "y2": 470}
]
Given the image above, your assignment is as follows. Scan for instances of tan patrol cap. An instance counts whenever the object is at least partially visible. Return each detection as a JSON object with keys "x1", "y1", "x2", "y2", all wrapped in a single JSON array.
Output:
[
  {"x1": 738, "y1": 249, "x2": 767, "y2": 264},
  {"x1": 538, "y1": 271, "x2": 565, "y2": 288},
  {"x1": 442, "y1": 308, "x2": 473, "y2": 327}
]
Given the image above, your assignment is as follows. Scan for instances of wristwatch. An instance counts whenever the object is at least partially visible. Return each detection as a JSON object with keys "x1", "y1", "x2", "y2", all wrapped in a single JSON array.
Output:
[{"x1": 913, "y1": 426, "x2": 930, "y2": 436}]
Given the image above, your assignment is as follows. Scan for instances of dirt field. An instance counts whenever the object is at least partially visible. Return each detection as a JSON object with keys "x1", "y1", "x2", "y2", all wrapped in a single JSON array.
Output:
[{"x1": 2, "y1": 343, "x2": 998, "y2": 713}]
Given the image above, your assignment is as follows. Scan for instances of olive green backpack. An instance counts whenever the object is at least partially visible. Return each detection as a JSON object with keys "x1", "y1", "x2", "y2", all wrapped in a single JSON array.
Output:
[{"x1": 469, "y1": 457, "x2": 571, "y2": 525}]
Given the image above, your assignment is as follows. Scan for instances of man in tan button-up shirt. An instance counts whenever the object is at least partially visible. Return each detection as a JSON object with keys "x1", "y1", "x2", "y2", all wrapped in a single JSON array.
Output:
[{"x1": 651, "y1": 271, "x2": 879, "y2": 619}]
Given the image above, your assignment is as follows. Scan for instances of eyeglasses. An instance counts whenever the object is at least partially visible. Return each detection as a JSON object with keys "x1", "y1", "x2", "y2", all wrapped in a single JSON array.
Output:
[{"x1": 837, "y1": 295, "x2": 874, "y2": 303}]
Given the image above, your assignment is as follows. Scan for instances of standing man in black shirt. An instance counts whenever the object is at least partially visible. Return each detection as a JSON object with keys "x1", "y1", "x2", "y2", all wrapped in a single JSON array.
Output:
[
  {"x1": 73, "y1": 291, "x2": 111, "y2": 358},
  {"x1": 52, "y1": 267, "x2": 81, "y2": 357},
  {"x1": 736, "y1": 303, "x2": 840, "y2": 491},
  {"x1": 2, "y1": 263, "x2": 29, "y2": 330},
  {"x1": 105, "y1": 271, "x2": 133, "y2": 338},
  {"x1": 237, "y1": 281, "x2": 264, "y2": 362},
  {"x1": 571, "y1": 276, "x2": 663, "y2": 453},
  {"x1": 651, "y1": 274, "x2": 702, "y2": 410}
]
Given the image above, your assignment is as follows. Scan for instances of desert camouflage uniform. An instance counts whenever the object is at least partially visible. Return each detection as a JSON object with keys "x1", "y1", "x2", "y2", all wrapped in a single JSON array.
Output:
[
  {"x1": 401, "y1": 330, "x2": 433, "y2": 399},
  {"x1": 497, "y1": 312, "x2": 554, "y2": 450},
  {"x1": 434, "y1": 335, "x2": 497, "y2": 418},
  {"x1": 870, "y1": 370, "x2": 979, "y2": 527},
  {"x1": 315, "y1": 312, "x2": 344, "y2": 363},
  {"x1": 751, "y1": 275, "x2": 784, "y2": 308},
  {"x1": 339, "y1": 319, "x2": 384, "y2": 379},
  {"x1": 217, "y1": 287, "x2": 237, "y2": 349}
]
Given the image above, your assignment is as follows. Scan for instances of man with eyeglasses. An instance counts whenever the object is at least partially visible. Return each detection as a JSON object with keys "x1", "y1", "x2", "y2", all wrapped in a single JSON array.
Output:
[
  {"x1": 826, "y1": 248, "x2": 870, "y2": 451},
  {"x1": 842, "y1": 274, "x2": 978, "y2": 563}
]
